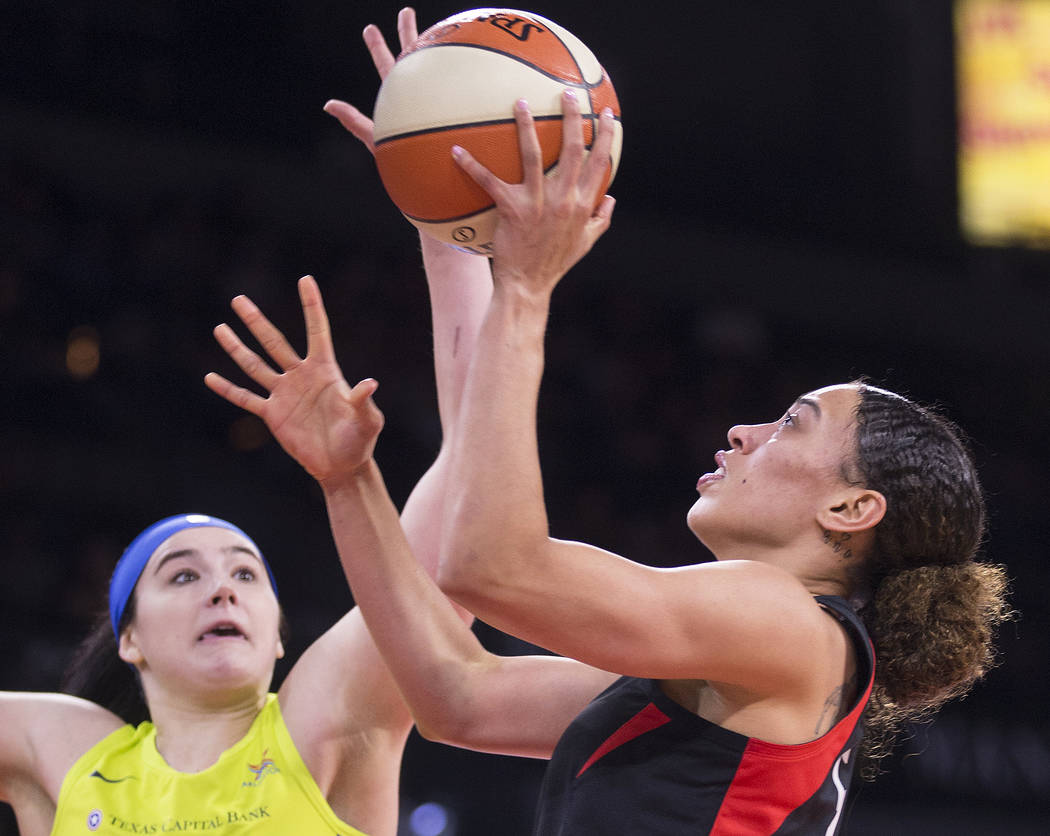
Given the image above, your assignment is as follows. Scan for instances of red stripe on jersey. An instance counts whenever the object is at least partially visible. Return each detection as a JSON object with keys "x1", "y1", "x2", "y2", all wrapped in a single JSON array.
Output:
[
  {"x1": 709, "y1": 656, "x2": 874, "y2": 835},
  {"x1": 575, "y1": 702, "x2": 671, "y2": 778}
]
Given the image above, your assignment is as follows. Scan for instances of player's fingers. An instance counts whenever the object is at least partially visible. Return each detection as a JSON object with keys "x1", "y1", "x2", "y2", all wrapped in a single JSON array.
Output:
[
  {"x1": 513, "y1": 99, "x2": 544, "y2": 195},
  {"x1": 396, "y1": 7, "x2": 419, "y2": 51},
  {"x1": 575, "y1": 195, "x2": 616, "y2": 260},
  {"x1": 297, "y1": 275, "x2": 335, "y2": 361},
  {"x1": 555, "y1": 90, "x2": 585, "y2": 187},
  {"x1": 230, "y1": 295, "x2": 302, "y2": 371},
  {"x1": 588, "y1": 195, "x2": 616, "y2": 237},
  {"x1": 212, "y1": 324, "x2": 281, "y2": 390},
  {"x1": 323, "y1": 100, "x2": 376, "y2": 153},
  {"x1": 204, "y1": 371, "x2": 268, "y2": 416},
  {"x1": 451, "y1": 145, "x2": 508, "y2": 203},
  {"x1": 349, "y1": 378, "x2": 386, "y2": 431},
  {"x1": 349, "y1": 377, "x2": 380, "y2": 407},
  {"x1": 578, "y1": 107, "x2": 617, "y2": 203},
  {"x1": 363, "y1": 23, "x2": 398, "y2": 79}
]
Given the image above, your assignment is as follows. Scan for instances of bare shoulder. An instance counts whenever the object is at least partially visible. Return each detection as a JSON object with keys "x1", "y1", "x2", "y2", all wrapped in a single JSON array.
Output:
[
  {"x1": 0, "y1": 691, "x2": 125, "y2": 801},
  {"x1": 673, "y1": 558, "x2": 835, "y2": 629},
  {"x1": 638, "y1": 559, "x2": 848, "y2": 689},
  {"x1": 277, "y1": 611, "x2": 410, "y2": 768},
  {"x1": 692, "y1": 572, "x2": 864, "y2": 743},
  {"x1": 696, "y1": 558, "x2": 851, "y2": 644},
  {"x1": 278, "y1": 609, "x2": 411, "y2": 741},
  {"x1": 276, "y1": 610, "x2": 411, "y2": 834}
]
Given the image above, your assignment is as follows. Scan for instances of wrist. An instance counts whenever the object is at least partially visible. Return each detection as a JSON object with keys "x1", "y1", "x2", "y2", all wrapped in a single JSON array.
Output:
[
  {"x1": 490, "y1": 279, "x2": 552, "y2": 317},
  {"x1": 318, "y1": 459, "x2": 380, "y2": 497},
  {"x1": 419, "y1": 232, "x2": 484, "y2": 267}
]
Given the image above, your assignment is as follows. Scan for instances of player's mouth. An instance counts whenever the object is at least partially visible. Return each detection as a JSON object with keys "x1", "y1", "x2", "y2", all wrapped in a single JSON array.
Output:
[
  {"x1": 198, "y1": 621, "x2": 247, "y2": 642},
  {"x1": 697, "y1": 451, "x2": 728, "y2": 491}
]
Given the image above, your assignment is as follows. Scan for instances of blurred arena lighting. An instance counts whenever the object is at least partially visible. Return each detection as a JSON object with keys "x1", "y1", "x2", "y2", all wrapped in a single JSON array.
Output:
[
  {"x1": 956, "y1": 0, "x2": 1050, "y2": 246},
  {"x1": 66, "y1": 325, "x2": 101, "y2": 380},
  {"x1": 408, "y1": 801, "x2": 455, "y2": 836}
]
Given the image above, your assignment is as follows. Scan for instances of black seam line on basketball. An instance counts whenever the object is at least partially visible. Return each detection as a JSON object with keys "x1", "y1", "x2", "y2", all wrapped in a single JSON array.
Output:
[
  {"x1": 441, "y1": 15, "x2": 591, "y2": 90},
  {"x1": 398, "y1": 156, "x2": 591, "y2": 225},
  {"x1": 407, "y1": 42, "x2": 602, "y2": 89},
  {"x1": 374, "y1": 114, "x2": 620, "y2": 147},
  {"x1": 525, "y1": 19, "x2": 589, "y2": 91}
]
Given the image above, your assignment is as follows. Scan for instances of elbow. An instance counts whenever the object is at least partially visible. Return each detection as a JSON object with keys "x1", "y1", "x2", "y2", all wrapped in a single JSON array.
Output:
[
  {"x1": 440, "y1": 501, "x2": 545, "y2": 601},
  {"x1": 414, "y1": 714, "x2": 470, "y2": 747},
  {"x1": 410, "y1": 685, "x2": 490, "y2": 751},
  {"x1": 436, "y1": 535, "x2": 527, "y2": 615},
  {"x1": 435, "y1": 539, "x2": 484, "y2": 602},
  {"x1": 438, "y1": 503, "x2": 501, "y2": 599},
  {"x1": 436, "y1": 550, "x2": 500, "y2": 623},
  {"x1": 413, "y1": 716, "x2": 450, "y2": 745}
]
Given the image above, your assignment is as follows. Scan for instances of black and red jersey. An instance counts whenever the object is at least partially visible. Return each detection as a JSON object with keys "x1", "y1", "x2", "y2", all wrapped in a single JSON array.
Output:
[{"x1": 533, "y1": 595, "x2": 875, "y2": 835}]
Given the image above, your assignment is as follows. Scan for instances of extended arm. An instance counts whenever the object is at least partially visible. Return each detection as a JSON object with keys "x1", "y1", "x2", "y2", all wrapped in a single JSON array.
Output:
[
  {"x1": 0, "y1": 692, "x2": 124, "y2": 820},
  {"x1": 199, "y1": 14, "x2": 493, "y2": 829},
  {"x1": 207, "y1": 277, "x2": 614, "y2": 757},
  {"x1": 440, "y1": 94, "x2": 831, "y2": 692},
  {"x1": 322, "y1": 8, "x2": 492, "y2": 598}
]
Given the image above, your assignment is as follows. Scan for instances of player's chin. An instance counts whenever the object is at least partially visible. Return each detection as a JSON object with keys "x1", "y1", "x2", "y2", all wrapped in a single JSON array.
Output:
[
  {"x1": 687, "y1": 493, "x2": 729, "y2": 529},
  {"x1": 685, "y1": 499, "x2": 708, "y2": 535}
]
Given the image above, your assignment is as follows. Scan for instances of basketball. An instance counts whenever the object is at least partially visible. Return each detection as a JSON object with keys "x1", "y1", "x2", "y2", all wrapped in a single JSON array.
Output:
[{"x1": 371, "y1": 8, "x2": 623, "y2": 256}]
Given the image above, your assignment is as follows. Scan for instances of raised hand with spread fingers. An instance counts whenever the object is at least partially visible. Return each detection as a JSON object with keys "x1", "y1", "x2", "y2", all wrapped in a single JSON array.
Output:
[{"x1": 206, "y1": 276, "x2": 382, "y2": 485}]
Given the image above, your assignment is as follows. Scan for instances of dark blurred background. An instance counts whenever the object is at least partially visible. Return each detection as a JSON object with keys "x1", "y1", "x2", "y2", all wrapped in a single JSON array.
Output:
[{"x1": 2, "y1": 1, "x2": 1047, "y2": 833}]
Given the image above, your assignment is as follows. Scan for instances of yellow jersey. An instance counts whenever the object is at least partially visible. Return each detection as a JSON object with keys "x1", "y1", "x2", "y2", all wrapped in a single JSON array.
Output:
[{"x1": 51, "y1": 694, "x2": 367, "y2": 835}]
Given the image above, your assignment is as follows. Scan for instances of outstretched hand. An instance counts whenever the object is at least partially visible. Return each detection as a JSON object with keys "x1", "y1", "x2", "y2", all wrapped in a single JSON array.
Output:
[
  {"x1": 452, "y1": 91, "x2": 617, "y2": 295},
  {"x1": 323, "y1": 7, "x2": 420, "y2": 153},
  {"x1": 204, "y1": 276, "x2": 384, "y2": 486}
]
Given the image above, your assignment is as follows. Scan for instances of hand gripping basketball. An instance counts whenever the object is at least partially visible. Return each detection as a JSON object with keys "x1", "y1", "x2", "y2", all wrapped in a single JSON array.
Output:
[
  {"x1": 451, "y1": 90, "x2": 617, "y2": 293},
  {"x1": 323, "y1": 7, "x2": 421, "y2": 155},
  {"x1": 370, "y1": 8, "x2": 622, "y2": 255}
]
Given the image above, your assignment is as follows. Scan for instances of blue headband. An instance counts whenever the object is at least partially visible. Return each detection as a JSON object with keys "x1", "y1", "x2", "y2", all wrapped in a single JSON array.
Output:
[{"x1": 109, "y1": 514, "x2": 278, "y2": 640}]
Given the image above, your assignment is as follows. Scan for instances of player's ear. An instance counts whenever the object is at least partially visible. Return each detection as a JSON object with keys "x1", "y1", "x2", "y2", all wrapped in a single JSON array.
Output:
[
  {"x1": 817, "y1": 489, "x2": 886, "y2": 533},
  {"x1": 118, "y1": 628, "x2": 144, "y2": 667}
]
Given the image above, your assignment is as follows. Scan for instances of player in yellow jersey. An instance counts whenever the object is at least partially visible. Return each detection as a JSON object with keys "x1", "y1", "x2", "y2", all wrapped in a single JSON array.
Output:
[{"x1": 0, "y1": 11, "x2": 492, "y2": 835}]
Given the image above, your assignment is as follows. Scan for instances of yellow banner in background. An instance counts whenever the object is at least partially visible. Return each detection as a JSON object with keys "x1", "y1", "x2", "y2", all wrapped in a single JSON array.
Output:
[{"x1": 957, "y1": 0, "x2": 1050, "y2": 246}]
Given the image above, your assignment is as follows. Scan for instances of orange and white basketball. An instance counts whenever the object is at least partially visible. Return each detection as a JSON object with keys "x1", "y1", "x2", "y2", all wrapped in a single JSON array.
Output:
[{"x1": 372, "y1": 8, "x2": 623, "y2": 255}]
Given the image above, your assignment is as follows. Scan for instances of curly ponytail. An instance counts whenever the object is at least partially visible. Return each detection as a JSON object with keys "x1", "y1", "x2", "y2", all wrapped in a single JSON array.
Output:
[
  {"x1": 851, "y1": 384, "x2": 1012, "y2": 774},
  {"x1": 862, "y1": 562, "x2": 1011, "y2": 767}
]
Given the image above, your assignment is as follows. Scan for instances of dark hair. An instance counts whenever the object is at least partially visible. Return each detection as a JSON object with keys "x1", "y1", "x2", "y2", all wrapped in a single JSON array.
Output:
[
  {"x1": 849, "y1": 384, "x2": 1012, "y2": 775},
  {"x1": 61, "y1": 597, "x2": 149, "y2": 725},
  {"x1": 60, "y1": 587, "x2": 290, "y2": 727}
]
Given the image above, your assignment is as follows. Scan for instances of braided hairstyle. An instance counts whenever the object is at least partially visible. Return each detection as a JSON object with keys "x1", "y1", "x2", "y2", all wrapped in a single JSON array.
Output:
[{"x1": 849, "y1": 384, "x2": 1011, "y2": 775}]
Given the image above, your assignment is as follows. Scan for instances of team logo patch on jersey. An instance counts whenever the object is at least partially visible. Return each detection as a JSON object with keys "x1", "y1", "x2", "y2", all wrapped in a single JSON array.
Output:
[
  {"x1": 87, "y1": 808, "x2": 103, "y2": 831},
  {"x1": 89, "y1": 769, "x2": 135, "y2": 784},
  {"x1": 242, "y1": 749, "x2": 280, "y2": 787}
]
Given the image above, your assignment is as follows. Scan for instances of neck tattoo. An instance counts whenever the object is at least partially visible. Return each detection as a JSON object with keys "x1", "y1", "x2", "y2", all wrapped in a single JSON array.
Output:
[{"x1": 822, "y1": 529, "x2": 853, "y2": 560}]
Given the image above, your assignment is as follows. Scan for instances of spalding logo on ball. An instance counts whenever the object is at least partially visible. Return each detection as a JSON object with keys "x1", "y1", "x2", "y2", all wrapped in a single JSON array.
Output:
[{"x1": 372, "y1": 8, "x2": 623, "y2": 256}]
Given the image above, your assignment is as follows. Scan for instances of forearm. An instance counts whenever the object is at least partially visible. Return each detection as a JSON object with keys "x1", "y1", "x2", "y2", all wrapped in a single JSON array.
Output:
[
  {"x1": 399, "y1": 235, "x2": 491, "y2": 583},
  {"x1": 418, "y1": 234, "x2": 492, "y2": 436},
  {"x1": 322, "y1": 462, "x2": 493, "y2": 740},
  {"x1": 429, "y1": 93, "x2": 615, "y2": 599},
  {"x1": 443, "y1": 282, "x2": 554, "y2": 593}
]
